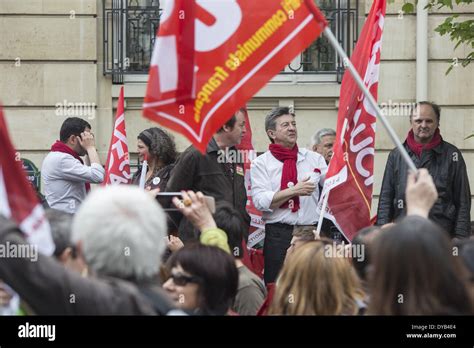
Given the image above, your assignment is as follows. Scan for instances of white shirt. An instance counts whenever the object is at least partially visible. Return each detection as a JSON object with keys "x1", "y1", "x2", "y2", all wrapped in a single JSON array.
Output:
[
  {"x1": 42, "y1": 152, "x2": 105, "y2": 213},
  {"x1": 250, "y1": 148, "x2": 327, "y2": 225}
]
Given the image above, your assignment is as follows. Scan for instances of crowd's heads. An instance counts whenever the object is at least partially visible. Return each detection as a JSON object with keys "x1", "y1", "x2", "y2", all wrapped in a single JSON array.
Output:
[
  {"x1": 453, "y1": 238, "x2": 474, "y2": 280},
  {"x1": 368, "y1": 216, "x2": 473, "y2": 315},
  {"x1": 265, "y1": 107, "x2": 297, "y2": 147},
  {"x1": 46, "y1": 209, "x2": 73, "y2": 253},
  {"x1": 163, "y1": 243, "x2": 239, "y2": 315},
  {"x1": 351, "y1": 225, "x2": 381, "y2": 282},
  {"x1": 71, "y1": 185, "x2": 167, "y2": 283},
  {"x1": 213, "y1": 201, "x2": 245, "y2": 259},
  {"x1": 215, "y1": 108, "x2": 247, "y2": 147},
  {"x1": 311, "y1": 128, "x2": 336, "y2": 163},
  {"x1": 286, "y1": 226, "x2": 316, "y2": 260},
  {"x1": 270, "y1": 239, "x2": 363, "y2": 315},
  {"x1": 137, "y1": 127, "x2": 177, "y2": 166}
]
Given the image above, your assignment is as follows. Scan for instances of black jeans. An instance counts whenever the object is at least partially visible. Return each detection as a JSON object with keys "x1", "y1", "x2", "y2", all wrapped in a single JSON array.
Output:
[{"x1": 263, "y1": 223, "x2": 294, "y2": 284}]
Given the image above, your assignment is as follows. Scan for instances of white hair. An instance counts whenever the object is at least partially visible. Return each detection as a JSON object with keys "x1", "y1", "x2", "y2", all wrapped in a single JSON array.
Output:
[
  {"x1": 311, "y1": 128, "x2": 336, "y2": 147},
  {"x1": 71, "y1": 186, "x2": 167, "y2": 282}
]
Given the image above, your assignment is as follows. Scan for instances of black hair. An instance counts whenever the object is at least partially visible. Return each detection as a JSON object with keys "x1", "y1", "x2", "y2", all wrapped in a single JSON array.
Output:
[
  {"x1": 137, "y1": 127, "x2": 177, "y2": 166},
  {"x1": 351, "y1": 226, "x2": 381, "y2": 281},
  {"x1": 60, "y1": 117, "x2": 91, "y2": 142},
  {"x1": 213, "y1": 201, "x2": 245, "y2": 259},
  {"x1": 167, "y1": 243, "x2": 238, "y2": 315}
]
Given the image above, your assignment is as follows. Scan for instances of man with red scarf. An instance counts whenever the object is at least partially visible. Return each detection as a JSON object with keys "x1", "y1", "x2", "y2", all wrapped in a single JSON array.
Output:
[
  {"x1": 42, "y1": 117, "x2": 105, "y2": 213},
  {"x1": 377, "y1": 102, "x2": 471, "y2": 239},
  {"x1": 250, "y1": 107, "x2": 327, "y2": 284}
]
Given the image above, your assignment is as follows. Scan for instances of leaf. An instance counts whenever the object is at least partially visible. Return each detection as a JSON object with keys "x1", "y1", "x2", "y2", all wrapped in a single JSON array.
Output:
[
  {"x1": 402, "y1": 2, "x2": 415, "y2": 13},
  {"x1": 465, "y1": 134, "x2": 474, "y2": 140}
]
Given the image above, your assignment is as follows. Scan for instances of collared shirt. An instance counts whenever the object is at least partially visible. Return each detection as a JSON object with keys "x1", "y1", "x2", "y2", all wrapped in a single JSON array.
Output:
[
  {"x1": 42, "y1": 152, "x2": 105, "y2": 213},
  {"x1": 250, "y1": 147, "x2": 327, "y2": 225}
]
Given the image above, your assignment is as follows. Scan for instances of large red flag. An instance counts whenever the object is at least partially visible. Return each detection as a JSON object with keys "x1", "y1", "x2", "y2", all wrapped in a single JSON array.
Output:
[
  {"x1": 319, "y1": 0, "x2": 386, "y2": 241},
  {"x1": 104, "y1": 87, "x2": 132, "y2": 185},
  {"x1": 0, "y1": 105, "x2": 54, "y2": 254},
  {"x1": 143, "y1": 0, "x2": 327, "y2": 153}
]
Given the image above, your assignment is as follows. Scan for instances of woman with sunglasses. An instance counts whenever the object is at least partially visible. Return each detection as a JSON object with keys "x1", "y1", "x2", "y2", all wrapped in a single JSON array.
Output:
[{"x1": 163, "y1": 243, "x2": 238, "y2": 315}]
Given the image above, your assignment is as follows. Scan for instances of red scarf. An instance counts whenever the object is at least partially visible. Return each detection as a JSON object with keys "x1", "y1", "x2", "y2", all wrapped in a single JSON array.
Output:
[
  {"x1": 269, "y1": 144, "x2": 299, "y2": 212},
  {"x1": 51, "y1": 140, "x2": 90, "y2": 192},
  {"x1": 406, "y1": 129, "x2": 442, "y2": 158}
]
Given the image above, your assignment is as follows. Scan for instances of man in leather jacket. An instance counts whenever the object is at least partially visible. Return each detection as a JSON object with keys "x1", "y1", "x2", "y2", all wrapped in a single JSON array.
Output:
[{"x1": 376, "y1": 101, "x2": 471, "y2": 239}]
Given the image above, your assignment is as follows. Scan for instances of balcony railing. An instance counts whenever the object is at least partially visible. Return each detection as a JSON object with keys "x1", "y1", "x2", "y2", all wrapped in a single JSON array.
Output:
[{"x1": 103, "y1": 0, "x2": 360, "y2": 83}]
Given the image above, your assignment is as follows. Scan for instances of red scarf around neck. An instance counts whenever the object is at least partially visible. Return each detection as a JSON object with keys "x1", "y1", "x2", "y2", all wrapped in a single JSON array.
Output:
[
  {"x1": 51, "y1": 140, "x2": 90, "y2": 192},
  {"x1": 406, "y1": 129, "x2": 442, "y2": 158},
  {"x1": 269, "y1": 143, "x2": 299, "y2": 212}
]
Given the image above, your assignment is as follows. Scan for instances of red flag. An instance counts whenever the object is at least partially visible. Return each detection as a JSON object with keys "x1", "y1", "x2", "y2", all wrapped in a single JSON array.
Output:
[
  {"x1": 143, "y1": 0, "x2": 327, "y2": 153},
  {"x1": 0, "y1": 105, "x2": 54, "y2": 254},
  {"x1": 104, "y1": 87, "x2": 132, "y2": 185},
  {"x1": 236, "y1": 107, "x2": 265, "y2": 278},
  {"x1": 320, "y1": 0, "x2": 386, "y2": 241}
]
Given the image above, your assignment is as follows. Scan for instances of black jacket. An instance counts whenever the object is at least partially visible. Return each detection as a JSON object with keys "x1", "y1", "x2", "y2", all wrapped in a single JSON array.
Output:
[
  {"x1": 376, "y1": 140, "x2": 471, "y2": 238},
  {"x1": 0, "y1": 215, "x2": 175, "y2": 315},
  {"x1": 166, "y1": 138, "x2": 250, "y2": 242}
]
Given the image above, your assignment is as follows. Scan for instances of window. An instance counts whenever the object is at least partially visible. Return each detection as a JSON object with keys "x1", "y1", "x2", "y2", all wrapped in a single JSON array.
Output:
[{"x1": 103, "y1": 0, "x2": 360, "y2": 83}]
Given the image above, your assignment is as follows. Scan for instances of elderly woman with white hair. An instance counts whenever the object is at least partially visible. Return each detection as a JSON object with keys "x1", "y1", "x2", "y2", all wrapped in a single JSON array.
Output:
[{"x1": 0, "y1": 186, "x2": 176, "y2": 315}]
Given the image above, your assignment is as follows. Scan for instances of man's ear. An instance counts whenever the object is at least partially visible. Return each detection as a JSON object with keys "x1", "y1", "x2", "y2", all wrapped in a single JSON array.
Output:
[
  {"x1": 312, "y1": 144, "x2": 318, "y2": 152},
  {"x1": 267, "y1": 130, "x2": 275, "y2": 141}
]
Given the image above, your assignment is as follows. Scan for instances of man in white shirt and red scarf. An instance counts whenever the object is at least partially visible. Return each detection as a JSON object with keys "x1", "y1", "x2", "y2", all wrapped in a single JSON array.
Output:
[
  {"x1": 42, "y1": 117, "x2": 105, "y2": 213},
  {"x1": 377, "y1": 101, "x2": 471, "y2": 239},
  {"x1": 250, "y1": 107, "x2": 327, "y2": 284}
]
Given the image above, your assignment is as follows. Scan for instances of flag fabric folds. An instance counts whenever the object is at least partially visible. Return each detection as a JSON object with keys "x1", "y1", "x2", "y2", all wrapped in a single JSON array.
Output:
[
  {"x1": 320, "y1": 0, "x2": 387, "y2": 241},
  {"x1": 143, "y1": 0, "x2": 328, "y2": 153},
  {"x1": 104, "y1": 86, "x2": 132, "y2": 186},
  {"x1": 0, "y1": 105, "x2": 54, "y2": 255}
]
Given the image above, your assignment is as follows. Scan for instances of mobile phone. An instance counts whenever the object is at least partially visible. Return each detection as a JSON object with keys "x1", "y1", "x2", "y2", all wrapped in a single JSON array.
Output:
[{"x1": 155, "y1": 192, "x2": 216, "y2": 213}]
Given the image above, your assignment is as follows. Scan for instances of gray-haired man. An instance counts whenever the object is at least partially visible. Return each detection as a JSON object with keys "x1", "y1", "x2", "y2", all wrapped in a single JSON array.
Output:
[
  {"x1": 311, "y1": 128, "x2": 336, "y2": 164},
  {"x1": 250, "y1": 107, "x2": 327, "y2": 284}
]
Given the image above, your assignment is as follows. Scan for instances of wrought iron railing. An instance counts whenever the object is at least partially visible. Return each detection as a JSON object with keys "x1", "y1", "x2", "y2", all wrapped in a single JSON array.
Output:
[{"x1": 103, "y1": 0, "x2": 360, "y2": 83}]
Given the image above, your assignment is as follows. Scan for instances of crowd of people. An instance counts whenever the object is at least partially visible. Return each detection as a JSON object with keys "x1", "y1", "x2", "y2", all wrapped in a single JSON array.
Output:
[{"x1": 0, "y1": 102, "x2": 473, "y2": 316}]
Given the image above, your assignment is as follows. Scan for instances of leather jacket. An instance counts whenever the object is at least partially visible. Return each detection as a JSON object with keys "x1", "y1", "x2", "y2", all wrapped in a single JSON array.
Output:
[{"x1": 376, "y1": 140, "x2": 471, "y2": 238}]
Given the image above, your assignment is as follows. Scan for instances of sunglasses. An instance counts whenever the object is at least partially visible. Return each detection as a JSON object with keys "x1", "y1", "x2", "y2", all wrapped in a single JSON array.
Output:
[{"x1": 169, "y1": 273, "x2": 200, "y2": 286}]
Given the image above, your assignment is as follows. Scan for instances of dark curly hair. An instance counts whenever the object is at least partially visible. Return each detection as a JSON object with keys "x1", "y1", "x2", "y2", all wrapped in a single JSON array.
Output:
[{"x1": 137, "y1": 127, "x2": 177, "y2": 166}]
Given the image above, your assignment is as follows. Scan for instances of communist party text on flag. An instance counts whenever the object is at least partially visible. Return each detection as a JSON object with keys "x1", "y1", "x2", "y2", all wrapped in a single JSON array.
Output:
[
  {"x1": 143, "y1": 0, "x2": 327, "y2": 153},
  {"x1": 319, "y1": 0, "x2": 386, "y2": 241},
  {"x1": 104, "y1": 86, "x2": 132, "y2": 185}
]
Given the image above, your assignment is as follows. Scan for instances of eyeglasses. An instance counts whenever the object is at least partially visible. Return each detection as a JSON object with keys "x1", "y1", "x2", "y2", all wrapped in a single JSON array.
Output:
[{"x1": 169, "y1": 272, "x2": 200, "y2": 286}]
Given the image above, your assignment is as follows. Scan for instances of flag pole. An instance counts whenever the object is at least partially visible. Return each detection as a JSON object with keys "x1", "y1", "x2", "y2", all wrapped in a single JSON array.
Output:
[
  {"x1": 323, "y1": 27, "x2": 417, "y2": 173},
  {"x1": 315, "y1": 190, "x2": 329, "y2": 238}
]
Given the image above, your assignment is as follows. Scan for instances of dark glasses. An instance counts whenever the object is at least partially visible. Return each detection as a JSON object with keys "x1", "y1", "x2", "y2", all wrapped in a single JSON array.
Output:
[{"x1": 169, "y1": 273, "x2": 200, "y2": 286}]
